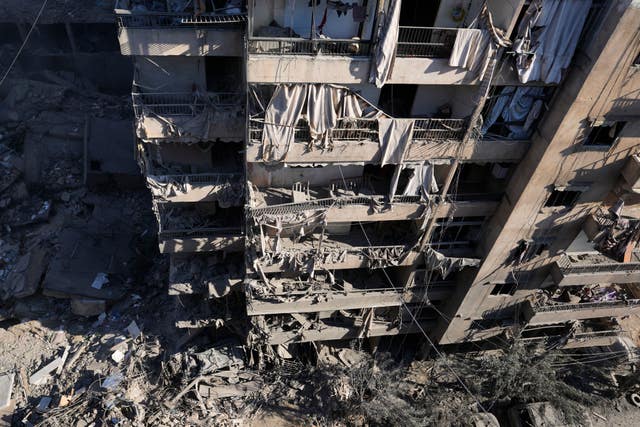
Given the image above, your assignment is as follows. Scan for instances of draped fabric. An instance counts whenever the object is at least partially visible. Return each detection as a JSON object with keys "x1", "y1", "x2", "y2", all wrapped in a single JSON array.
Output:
[
  {"x1": 307, "y1": 84, "x2": 339, "y2": 146},
  {"x1": 378, "y1": 118, "x2": 414, "y2": 166},
  {"x1": 482, "y1": 86, "x2": 546, "y2": 139},
  {"x1": 514, "y1": 0, "x2": 592, "y2": 83},
  {"x1": 261, "y1": 85, "x2": 308, "y2": 163},
  {"x1": 370, "y1": 0, "x2": 402, "y2": 87},
  {"x1": 402, "y1": 162, "x2": 439, "y2": 199}
]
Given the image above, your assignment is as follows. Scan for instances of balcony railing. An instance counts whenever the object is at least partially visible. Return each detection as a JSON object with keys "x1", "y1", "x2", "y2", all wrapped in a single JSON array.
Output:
[
  {"x1": 532, "y1": 299, "x2": 640, "y2": 313},
  {"x1": 132, "y1": 92, "x2": 241, "y2": 118},
  {"x1": 150, "y1": 173, "x2": 242, "y2": 186},
  {"x1": 249, "y1": 117, "x2": 467, "y2": 145},
  {"x1": 250, "y1": 195, "x2": 422, "y2": 217},
  {"x1": 556, "y1": 254, "x2": 640, "y2": 275},
  {"x1": 396, "y1": 26, "x2": 458, "y2": 58},
  {"x1": 248, "y1": 37, "x2": 372, "y2": 56},
  {"x1": 116, "y1": 12, "x2": 247, "y2": 28}
]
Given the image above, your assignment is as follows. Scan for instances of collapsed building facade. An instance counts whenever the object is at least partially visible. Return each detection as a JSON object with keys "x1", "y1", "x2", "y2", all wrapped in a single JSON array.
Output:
[{"x1": 117, "y1": 0, "x2": 640, "y2": 353}]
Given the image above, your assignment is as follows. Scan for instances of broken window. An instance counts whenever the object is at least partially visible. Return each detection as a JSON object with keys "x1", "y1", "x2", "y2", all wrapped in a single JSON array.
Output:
[
  {"x1": 583, "y1": 121, "x2": 626, "y2": 147},
  {"x1": 544, "y1": 189, "x2": 583, "y2": 208},
  {"x1": 489, "y1": 282, "x2": 517, "y2": 296}
]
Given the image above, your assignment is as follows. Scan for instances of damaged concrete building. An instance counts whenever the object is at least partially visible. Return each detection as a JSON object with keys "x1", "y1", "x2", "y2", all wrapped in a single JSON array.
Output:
[{"x1": 117, "y1": 0, "x2": 640, "y2": 353}]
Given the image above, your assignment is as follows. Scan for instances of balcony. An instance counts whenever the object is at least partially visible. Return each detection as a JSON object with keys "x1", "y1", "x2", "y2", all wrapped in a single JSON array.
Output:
[
  {"x1": 248, "y1": 117, "x2": 466, "y2": 163},
  {"x1": 523, "y1": 298, "x2": 640, "y2": 326},
  {"x1": 247, "y1": 264, "x2": 454, "y2": 315},
  {"x1": 389, "y1": 27, "x2": 486, "y2": 85},
  {"x1": 146, "y1": 173, "x2": 244, "y2": 203},
  {"x1": 155, "y1": 202, "x2": 243, "y2": 254},
  {"x1": 251, "y1": 304, "x2": 436, "y2": 345},
  {"x1": 115, "y1": 3, "x2": 246, "y2": 56},
  {"x1": 255, "y1": 221, "x2": 420, "y2": 273},
  {"x1": 249, "y1": 185, "x2": 499, "y2": 224},
  {"x1": 551, "y1": 253, "x2": 640, "y2": 287},
  {"x1": 133, "y1": 92, "x2": 244, "y2": 143}
]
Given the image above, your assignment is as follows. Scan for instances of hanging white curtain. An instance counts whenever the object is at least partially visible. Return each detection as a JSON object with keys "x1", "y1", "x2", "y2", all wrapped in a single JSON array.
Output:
[
  {"x1": 261, "y1": 85, "x2": 308, "y2": 163},
  {"x1": 370, "y1": 0, "x2": 402, "y2": 87}
]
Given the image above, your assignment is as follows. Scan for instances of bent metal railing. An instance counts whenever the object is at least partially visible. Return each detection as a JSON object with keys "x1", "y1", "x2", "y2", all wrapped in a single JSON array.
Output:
[
  {"x1": 132, "y1": 92, "x2": 241, "y2": 117},
  {"x1": 250, "y1": 195, "x2": 423, "y2": 217},
  {"x1": 248, "y1": 37, "x2": 372, "y2": 56},
  {"x1": 249, "y1": 117, "x2": 467, "y2": 144},
  {"x1": 116, "y1": 12, "x2": 247, "y2": 28},
  {"x1": 397, "y1": 26, "x2": 458, "y2": 58},
  {"x1": 533, "y1": 299, "x2": 640, "y2": 313}
]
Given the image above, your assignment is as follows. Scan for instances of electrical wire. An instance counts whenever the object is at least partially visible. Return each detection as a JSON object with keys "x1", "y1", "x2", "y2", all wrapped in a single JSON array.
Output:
[
  {"x1": 0, "y1": 0, "x2": 49, "y2": 88},
  {"x1": 337, "y1": 165, "x2": 489, "y2": 414}
]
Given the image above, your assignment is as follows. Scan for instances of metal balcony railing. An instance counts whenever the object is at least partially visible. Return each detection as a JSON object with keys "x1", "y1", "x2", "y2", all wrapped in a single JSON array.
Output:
[
  {"x1": 150, "y1": 173, "x2": 242, "y2": 186},
  {"x1": 557, "y1": 254, "x2": 640, "y2": 275},
  {"x1": 116, "y1": 12, "x2": 247, "y2": 28},
  {"x1": 533, "y1": 299, "x2": 640, "y2": 313},
  {"x1": 396, "y1": 26, "x2": 458, "y2": 58},
  {"x1": 249, "y1": 117, "x2": 467, "y2": 145},
  {"x1": 132, "y1": 92, "x2": 242, "y2": 118},
  {"x1": 248, "y1": 37, "x2": 372, "y2": 56},
  {"x1": 250, "y1": 195, "x2": 422, "y2": 217}
]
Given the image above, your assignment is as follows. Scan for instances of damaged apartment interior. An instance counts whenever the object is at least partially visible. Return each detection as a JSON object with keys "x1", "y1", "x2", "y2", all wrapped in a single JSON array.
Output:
[{"x1": 0, "y1": 0, "x2": 640, "y2": 425}]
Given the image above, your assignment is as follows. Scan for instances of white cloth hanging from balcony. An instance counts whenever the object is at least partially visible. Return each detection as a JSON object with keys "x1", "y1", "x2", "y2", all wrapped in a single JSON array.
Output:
[
  {"x1": 514, "y1": 0, "x2": 592, "y2": 84},
  {"x1": 449, "y1": 29, "x2": 491, "y2": 77},
  {"x1": 423, "y1": 247, "x2": 480, "y2": 279},
  {"x1": 369, "y1": 0, "x2": 402, "y2": 87},
  {"x1": 402, "y1": 162, "x2": 439, "y2": 199},
  {"x1": 307, "y1": 84, "x2": 340, "y2": 148},
  {"x1": 262, "y1": 85, "x2": 308, "y2": 163},
  {"x1": 378, "y1": 118, "x2": 414, "y2": 166}
]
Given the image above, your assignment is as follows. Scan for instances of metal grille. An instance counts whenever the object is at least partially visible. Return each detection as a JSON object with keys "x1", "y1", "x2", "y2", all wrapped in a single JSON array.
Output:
[
  {"x1": 250, "y1": 118, "x2": 467, "y2": 145},
  {"x1": 251, "y1": 195, "x2": 422, "y2": 217},
  {"x1": 116, "y1": 13, "x2": 247, "y2": 28},
  {"x1": 413, "y1": 119, "x2": 467, "y2": 141},
  {"x1": 396, "y1": 27, "x2": 458, "y2": 58},
  {"x1": 132, "y1": 92, "x2": 241, "y2": 117},
  {"x1": 534, "y1": 299, "x2": 640, "y2": 313},
  {"x1": 248, "y1": 38, "x2": 371, "y2": 56},
  {"x1": 558, "y1": 254, "x2": 640, "y2": 274}
]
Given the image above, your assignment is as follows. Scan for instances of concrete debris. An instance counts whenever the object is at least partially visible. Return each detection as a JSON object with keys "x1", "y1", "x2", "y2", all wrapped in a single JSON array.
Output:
[
  {"x1": 70, "y1": 298, "x2": 106, "y2": 317},
  {"x1": 90, "y1": 272, "x2": 109, "y2": 290},
  {"x1": 29, "y1": 356, "x2": 63, "y2": 386},
  {"x1": 126, "y1": 320, "x2": 141, "y2": 339},
  {"x1": 0, "y1": 374, "x2": 14, "y2": 411},
  {"x1": 35, "y1": 397, "x2": 51, "y2": 414},
  {"x1": 111, "y1": 350, "x2": 125, "y2": 364}
]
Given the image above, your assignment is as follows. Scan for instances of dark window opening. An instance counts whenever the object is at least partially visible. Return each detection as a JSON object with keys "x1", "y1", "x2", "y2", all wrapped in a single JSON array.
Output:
[
  {"x1": 544, "y1": 189, "x2": 582, "y2": 207},
  {"x1": 205, "y1": 57, "x2": 242, "y2": 92},
  {"x1": 378, "y1": 84, "x2": 417, "y2": 117},
  {"x1": 399, "y1": 0, "x2": 440, "y2": 27},
  {"x1": 490, "y1": 282, "x2": 517, "y2": 296},
  {"x1": 583, "y1": 121, "x2": 626, "y2": 146}
]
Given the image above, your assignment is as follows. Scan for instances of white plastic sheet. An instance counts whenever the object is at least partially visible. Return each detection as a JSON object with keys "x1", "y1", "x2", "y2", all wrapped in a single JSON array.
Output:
[
  {"x1": 514, "y1": 0, "x2": 592, "y2": 83},
  {"x1": 261, "y1": 85, "x2": 308, "y2": 163}
]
